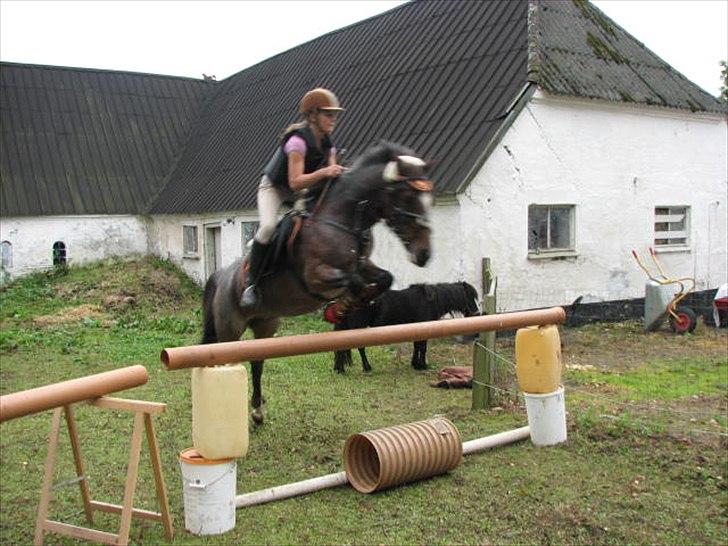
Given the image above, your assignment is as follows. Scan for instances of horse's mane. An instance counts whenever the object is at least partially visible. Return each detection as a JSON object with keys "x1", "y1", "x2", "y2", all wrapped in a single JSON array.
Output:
[
  {"x1": 334, "y1": 140, "x2": 418, "y2": 200},
  {"x1": 349, "y1": 140, "x2": 416, "y2": 171}
]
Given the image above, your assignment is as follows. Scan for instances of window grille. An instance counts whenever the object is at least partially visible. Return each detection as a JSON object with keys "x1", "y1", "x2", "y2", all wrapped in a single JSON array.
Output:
[
  {"x1": 52, "y1": 241, "x2": 67, "y2": 266},
  {"x1": 528, "y1": 205, "x2": 575, "y2": 253},
  {"x1": 1, "y1": 241, "x2": 11, "y2": 268},
  {"x1": 654, "y1": 206, "x2": 689, "y2": 247},
  {"x1": 183, "y1": 225, "x2": 199, "y2": 255}
]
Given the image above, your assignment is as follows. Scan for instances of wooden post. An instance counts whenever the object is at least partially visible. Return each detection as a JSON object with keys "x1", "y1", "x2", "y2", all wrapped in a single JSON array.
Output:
[{"x1": 472, "y1": 258, "x2": 497, "y2": 410}]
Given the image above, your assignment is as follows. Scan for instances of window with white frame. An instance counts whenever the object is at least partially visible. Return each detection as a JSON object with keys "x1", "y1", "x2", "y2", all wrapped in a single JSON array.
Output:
[
  {"x1": 183, "y1": 225, "x2": 199, "y2": 256},
  {"x1": 528, "y1": 204, "x2": 575, "y2": 254},
  {"x1": 654, "y1": 206, "x2": 689, "y2": 248},
  {"x1": 241, "y1": 221, "x2": 258, "y2": 257},
  {"x1": 1, "y1": 241, "x2": 11, "y2": 268}
]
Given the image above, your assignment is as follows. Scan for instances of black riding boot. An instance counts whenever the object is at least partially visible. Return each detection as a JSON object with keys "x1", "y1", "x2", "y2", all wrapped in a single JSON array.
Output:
[{"x1": 240, "y1": 241, "x2": 269, "y2": 308}]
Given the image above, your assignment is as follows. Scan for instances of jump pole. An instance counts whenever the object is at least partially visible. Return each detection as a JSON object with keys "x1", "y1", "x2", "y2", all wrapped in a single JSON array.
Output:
[
  {"x1": 235, "y1": 426, "x2": 531, "y2": 508},
  {"x1": 161, "y1": 307, "x2": 566, "y2": 370}
]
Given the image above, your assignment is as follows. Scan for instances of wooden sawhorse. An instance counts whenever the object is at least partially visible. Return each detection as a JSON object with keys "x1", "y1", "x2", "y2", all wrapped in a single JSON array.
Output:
[{"x1": 33, "y1": 397, "x2": 173, "y2": 546}]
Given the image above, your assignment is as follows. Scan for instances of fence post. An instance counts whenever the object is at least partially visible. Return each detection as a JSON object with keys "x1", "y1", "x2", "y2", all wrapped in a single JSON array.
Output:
[{"x1": 472, "y1": 258, "x2": 497, "y2": 410}]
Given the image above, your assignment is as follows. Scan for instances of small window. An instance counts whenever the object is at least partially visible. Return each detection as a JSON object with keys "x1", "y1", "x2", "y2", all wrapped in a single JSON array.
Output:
[
  {"x1": 52, "y1": 241, "x2": 67, "y2": 266},
  {"x1": 654, "y1": 206, "x2": 689, "y2": 247},
  {"x1": 1, "y1": 241, "x2": 12, "y2": 268},
  {"x1": 241, "y1": 221, "x2": 259, "y2": 257},
  {"x1": 183, "y1": 225, "x2": 199, "y2": 256},
  {"x1": 528, "y1": 205, "x2": 575, "y2": 254}
]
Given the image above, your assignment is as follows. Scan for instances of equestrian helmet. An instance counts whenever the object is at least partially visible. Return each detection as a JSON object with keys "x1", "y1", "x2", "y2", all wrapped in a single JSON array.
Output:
[{"x1": 299, "y1": 88, "x2": 344, "y2": 114}]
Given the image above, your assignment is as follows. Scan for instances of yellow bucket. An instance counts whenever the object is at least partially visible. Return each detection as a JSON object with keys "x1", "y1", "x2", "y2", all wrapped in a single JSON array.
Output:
[{"x1": 515, "y1": 325, "x2": 562, "y2": 393}]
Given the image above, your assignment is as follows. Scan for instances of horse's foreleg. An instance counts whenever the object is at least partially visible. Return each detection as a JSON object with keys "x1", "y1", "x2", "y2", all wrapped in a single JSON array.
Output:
[
  {"x1": 334, "y1": 350, "x2": 350, "y2": 373},
  {"x1": 250, "y1": 360, "x2": 265, "y2": 424},
  {"x1": 359, "y1": 347, "x2": 371, "y2": 372},
  {"x1": 249, "y1": 317, "x2": 280, "y2": 425}
]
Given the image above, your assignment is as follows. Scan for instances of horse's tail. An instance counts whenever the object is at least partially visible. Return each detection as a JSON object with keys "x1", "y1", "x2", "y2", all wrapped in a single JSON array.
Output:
[{"x1": 201, "y1": 273, "x2": 218, "y2": 344}]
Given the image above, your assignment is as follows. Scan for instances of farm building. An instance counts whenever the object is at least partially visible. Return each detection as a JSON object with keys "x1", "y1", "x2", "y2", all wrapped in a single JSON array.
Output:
[{"x1": 1, "y1": 0, "x2": 726, "y2": 313}]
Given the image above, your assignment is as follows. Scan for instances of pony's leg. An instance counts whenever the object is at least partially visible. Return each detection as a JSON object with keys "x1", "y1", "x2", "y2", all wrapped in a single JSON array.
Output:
[
  {"x1": 249, "y1": 318, "x2": 280, "y2": 425},
  {"x1": 334, "y1": 350, "x2": 350, "y2": 374},
  {"x1": 358, "y1": 347, "x2": 371, "y2": 372},
  {"x1": 412, "y1": 340, "x2": 428, "y2": 370}
]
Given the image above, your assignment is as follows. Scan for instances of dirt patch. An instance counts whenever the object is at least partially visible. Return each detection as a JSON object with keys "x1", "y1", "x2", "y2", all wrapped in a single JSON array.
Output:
[{"x1": 32, "y1": 304, "x2": 106, "y2": 327}]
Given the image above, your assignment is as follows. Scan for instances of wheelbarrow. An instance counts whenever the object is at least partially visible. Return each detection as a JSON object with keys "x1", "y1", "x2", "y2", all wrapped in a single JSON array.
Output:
[{"x1": 632, "y1": 248, "x2": 697, "y2": 334}]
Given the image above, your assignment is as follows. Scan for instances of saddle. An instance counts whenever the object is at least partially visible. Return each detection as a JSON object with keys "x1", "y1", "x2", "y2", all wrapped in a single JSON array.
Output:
[{"x1": 257, "y1": 211, "x2": 305, "y2": 280}]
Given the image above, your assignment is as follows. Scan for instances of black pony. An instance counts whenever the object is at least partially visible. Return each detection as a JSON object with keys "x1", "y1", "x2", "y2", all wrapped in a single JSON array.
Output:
[{"x1": 333, "y1": 281, "x2": 480, "y2": 372}]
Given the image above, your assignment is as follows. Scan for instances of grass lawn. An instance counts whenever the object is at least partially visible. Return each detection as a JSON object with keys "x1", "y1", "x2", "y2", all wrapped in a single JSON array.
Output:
[{"x1": 1, "y1": 258, "x2": 726, "y2": 545}]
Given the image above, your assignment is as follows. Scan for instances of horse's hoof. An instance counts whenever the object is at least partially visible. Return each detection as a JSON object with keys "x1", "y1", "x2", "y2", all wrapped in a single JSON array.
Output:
[{"x1": 252, "y1": 408, "x2": 265, "y2": 425}]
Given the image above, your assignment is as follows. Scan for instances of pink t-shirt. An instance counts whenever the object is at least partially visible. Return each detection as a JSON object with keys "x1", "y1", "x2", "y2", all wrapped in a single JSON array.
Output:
[{"x1": 283, "y1": 135, "x2": 336, "y2": 158}]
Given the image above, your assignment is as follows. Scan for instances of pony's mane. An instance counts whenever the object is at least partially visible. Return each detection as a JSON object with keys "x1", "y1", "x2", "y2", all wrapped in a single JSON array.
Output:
[{"x1": 349, "y1": 140, "x2": 417, "y2": 171}]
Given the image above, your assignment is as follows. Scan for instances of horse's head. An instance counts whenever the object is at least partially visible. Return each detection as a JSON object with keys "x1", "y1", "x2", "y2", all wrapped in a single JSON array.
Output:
[
  {"x1": 380, "y1": 153, "x2": 433, "y2": 267},
  {"x1": 339, "y1": 142, "x2": 433, "y2": 267}
]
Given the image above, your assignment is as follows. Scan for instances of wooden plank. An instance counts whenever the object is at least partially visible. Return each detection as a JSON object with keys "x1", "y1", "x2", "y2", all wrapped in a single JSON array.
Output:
[
  {"x1": 34, "y1": 408, "x2": 63, "y2": 546},
  {"x1": 42, "y1": 520, "x2": 118, "y2": 545},
  {"x1": 90, "y1": 397, "x2": 166, "y2": 414},
  {"x1": 89, "y1": 500, "x2": 161, "y2": 521},
  {"x1": 144, "y1": 413, "x2": 174, "y2": 538},
  {"x1": 63, "y1": 405, "x2": 94, "y2": 525},
  {"x1": 116, "y1": 412, "x2": 144, "y2": 545}
]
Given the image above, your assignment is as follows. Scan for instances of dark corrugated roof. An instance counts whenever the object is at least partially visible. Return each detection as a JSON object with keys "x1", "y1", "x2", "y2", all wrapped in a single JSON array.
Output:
[
  {"x1": 150, "y1": 0, "x2": 529, "y2": 213},
  {"x1": 530, "y1": 0, "x2": 725, "y2": 113},
  {"x1": 3, "y1": 1, "x2": 722, "y2": 218},
  {"x1": 0, "y1": 62, "x2": 211, "y2": 216}
]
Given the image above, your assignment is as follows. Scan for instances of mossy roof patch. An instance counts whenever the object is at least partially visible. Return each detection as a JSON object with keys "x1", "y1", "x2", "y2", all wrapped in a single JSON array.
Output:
[{"x1": 529, "y1": 0, "x2": 725, "y2": 113}]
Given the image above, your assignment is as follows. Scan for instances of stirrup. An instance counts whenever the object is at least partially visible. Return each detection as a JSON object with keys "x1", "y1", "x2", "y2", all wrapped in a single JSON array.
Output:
[{"x1": 240, "y1": 285, "x2": 260, "y2": 308}]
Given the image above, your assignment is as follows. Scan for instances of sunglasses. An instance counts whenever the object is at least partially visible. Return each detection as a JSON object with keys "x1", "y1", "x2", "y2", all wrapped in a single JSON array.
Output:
[{"x1": 319, "y1": 110, "x2": 340, "y2": 119}]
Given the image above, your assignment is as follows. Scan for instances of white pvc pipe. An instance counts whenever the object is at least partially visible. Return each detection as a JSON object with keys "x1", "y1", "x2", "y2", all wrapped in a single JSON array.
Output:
[
  {"x1": 235, "y1": 426, "x2": 530, "y2": 509},
  {"x1": 462, "y1": 426, "x2": 531, "y2": 455},
  {"x1": 236, "y1": 471, "x2": 348, "y2": 508}
]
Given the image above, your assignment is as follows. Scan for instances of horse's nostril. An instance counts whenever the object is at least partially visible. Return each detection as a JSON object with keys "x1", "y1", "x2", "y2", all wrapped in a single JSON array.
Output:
[{"x1": 416, "y1": 248, "x2": 430, "y2": 266}]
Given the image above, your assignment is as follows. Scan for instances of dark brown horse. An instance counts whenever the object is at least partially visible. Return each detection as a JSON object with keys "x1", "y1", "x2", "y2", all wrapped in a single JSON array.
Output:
[{"x1": 201, "y1": 142, "x2": 433, "y2": 423}]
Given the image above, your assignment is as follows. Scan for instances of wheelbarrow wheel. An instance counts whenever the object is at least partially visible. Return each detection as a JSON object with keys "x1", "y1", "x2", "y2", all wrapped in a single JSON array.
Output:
[{"x1": 669, "y1": 306, "x2": 697, "y2": 334}]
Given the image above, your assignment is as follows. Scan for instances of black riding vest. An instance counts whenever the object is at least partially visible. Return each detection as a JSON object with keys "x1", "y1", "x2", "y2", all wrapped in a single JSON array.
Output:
[{"x1": 263, "y1": 126, "x2": 334, "y2": 198}]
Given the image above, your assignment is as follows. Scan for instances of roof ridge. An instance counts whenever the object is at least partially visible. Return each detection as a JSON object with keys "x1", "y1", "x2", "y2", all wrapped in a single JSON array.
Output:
[
  {"x1": 0, "y1": 60, "x2": 212, "y2": 84},
  {"x1": 217, "y1": 1, "x2": 410, "y2": 84}
]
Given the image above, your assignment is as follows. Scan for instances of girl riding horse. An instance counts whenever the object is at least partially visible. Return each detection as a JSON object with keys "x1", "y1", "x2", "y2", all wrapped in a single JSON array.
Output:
[
  {"x1": 242, "y1": 88, "x2": 345, "y2": 309},
  {"x1": 201, "y1": 141, "x2": 434, "y2": 424}
]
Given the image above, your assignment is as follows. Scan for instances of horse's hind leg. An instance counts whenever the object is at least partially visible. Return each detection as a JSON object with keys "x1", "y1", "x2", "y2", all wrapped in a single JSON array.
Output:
[{"x1": 249, "y1": 317, "x2": 280, "y2": 425}]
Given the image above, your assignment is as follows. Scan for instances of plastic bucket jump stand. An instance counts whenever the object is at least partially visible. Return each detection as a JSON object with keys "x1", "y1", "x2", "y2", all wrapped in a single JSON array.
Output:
[
  {"x1": 179, "y1": 448, "x2": 236, "y2": 535},
  {"x1": 523, "y1": 386, "x2": 567, "y2": 446}
]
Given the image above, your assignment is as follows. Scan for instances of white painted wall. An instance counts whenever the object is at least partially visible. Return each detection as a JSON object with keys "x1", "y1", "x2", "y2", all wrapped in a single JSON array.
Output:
[
  {"x1": 371, "y1": 92, "x2": 728, "y2": 311},
  {"x1": 147, "y1": 212, "x2": 259, "y2": 284},
  {"x1": 0, "y1": 215, "x2": 148, "y2": 280}
]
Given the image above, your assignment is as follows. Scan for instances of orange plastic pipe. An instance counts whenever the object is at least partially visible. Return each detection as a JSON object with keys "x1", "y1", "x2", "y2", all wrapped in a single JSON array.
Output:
[
  {"x1": 0, "y1": 365, "x2": 149, "y2": 423},
  {"x1": 162, "y1": 307, "x2": 566, "y2": 370}
]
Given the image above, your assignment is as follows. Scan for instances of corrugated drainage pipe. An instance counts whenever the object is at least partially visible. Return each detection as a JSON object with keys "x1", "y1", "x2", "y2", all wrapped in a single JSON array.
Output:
[
  {"x1": 344, "y1": 417, "x2": 463, "y2": 493},
  {"x1": 235, "y1": 425, "x2": 530, "y2": 508}
]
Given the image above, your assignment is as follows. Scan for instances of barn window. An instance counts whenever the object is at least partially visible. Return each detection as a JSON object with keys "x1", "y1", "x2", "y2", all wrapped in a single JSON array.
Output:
[
  {"x1": 528, "y1": 205, "x2": 575, "y2": 255},
  {"x1": 183, "y1": 225, "x2": 199, "y2": 256},
  {"x1": 52, "y1": 241, "x2": 67, "y2": 266},
  {"x1": 1, "y1": 241, "x2": 11, "y2": 268},
  {"x1": 654, "y1": 206, "x2": 689, "y2": 248},
  {"x1": 241, "y1": 221, "x2": 259, "y2": 257}
]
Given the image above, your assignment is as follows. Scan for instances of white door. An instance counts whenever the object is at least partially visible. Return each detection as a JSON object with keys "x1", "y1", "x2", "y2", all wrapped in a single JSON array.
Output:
[{"x1": 205, "y1": 225, "x2": 222, "y2": 278}]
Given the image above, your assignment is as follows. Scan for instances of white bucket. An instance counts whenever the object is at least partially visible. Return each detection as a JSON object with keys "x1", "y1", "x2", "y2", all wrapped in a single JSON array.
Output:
[
  {"x1": 523, "y1": 386, "x2": 567, "y2": 446},
  {"x1": 179, "y1": 448, "x2": 237, "y2": 535}
]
